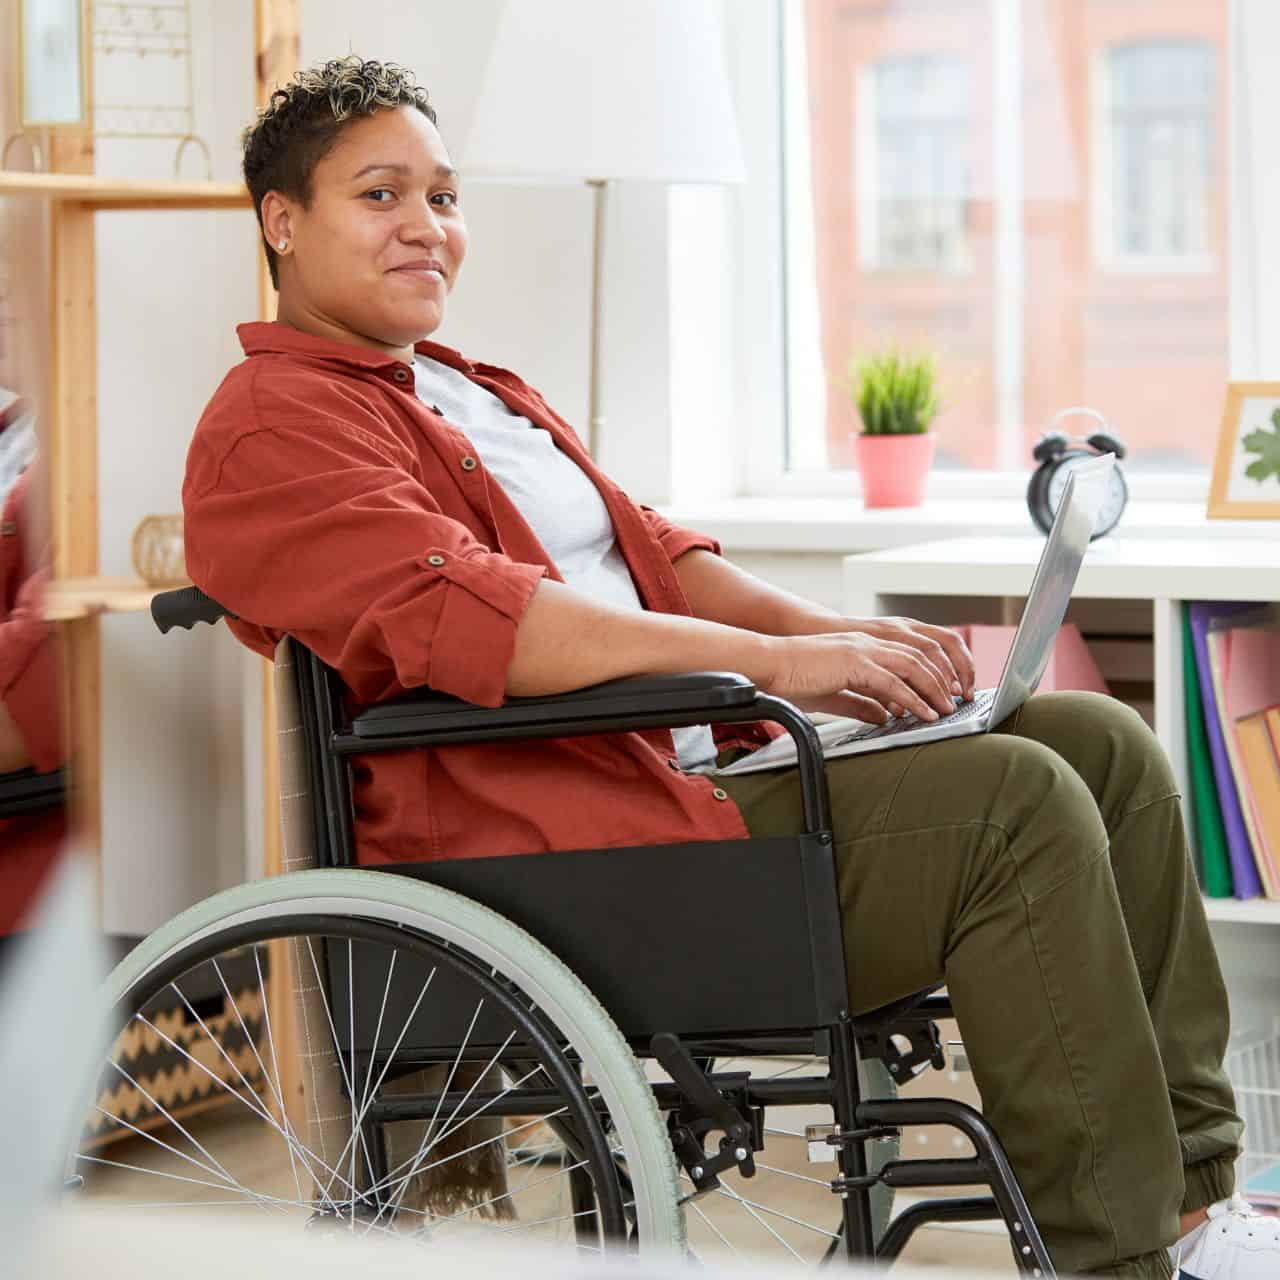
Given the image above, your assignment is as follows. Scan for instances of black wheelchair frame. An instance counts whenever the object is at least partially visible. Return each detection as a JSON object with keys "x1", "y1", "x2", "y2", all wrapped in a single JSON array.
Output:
[{"x1": 151, "y1": 585, "x2": 1055, "y2": 1274}]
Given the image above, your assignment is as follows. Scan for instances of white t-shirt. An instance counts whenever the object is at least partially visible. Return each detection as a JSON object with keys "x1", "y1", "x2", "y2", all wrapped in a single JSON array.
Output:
[{"x1": 413, "y1": 354, "x2": 718, "y2": 772}]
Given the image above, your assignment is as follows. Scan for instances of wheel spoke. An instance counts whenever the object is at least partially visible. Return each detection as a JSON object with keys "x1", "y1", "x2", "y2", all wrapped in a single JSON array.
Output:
[
  {"x1": 77, "y1": 1153, "x2": 303, "y2": 1208},
  {"x1": 713, "y1": 1185, "x2": 839, "y2": 1239},
  {"x1": 90, "y1": 1105, "x2": 248, "y2": 1197},
  {"x1": 364, "y1": 998, "x2": 489, "y2": 1229},
  {"x1": 712, "y1": 1178, "x2": 807, "y2": 1260},
  {"x1": 301, "y1": 938, "x2": 379, "y2": 1195},
  {"x1": 367, "y1": 1051, "x2": 540, "y2": 1215},
  {"x1": 689, "y1": 1197, "x2": 740, "y2": 1255},
  {"x1": 347, "y1": 938, "x2": 358, "y2": 1212},
  {"x1": 312, "y1": 956, "x2": 440, "y2": 1204},
  {"x1": 253, "y1": 946, "x2": 307, "y2": 1205},
  {"x1": 106, "y1": 1060, "x2": 277, "y2": 1213},
  {"x1": 753, "y1": 1161, "x2": 834, "y2": 1188},
  {"x1": 431, "y1": 1159, "x2": 589, "y2": 1231},
  {"x1": 135, "y1": 1006, "x2": 352, "y2": 1204}
]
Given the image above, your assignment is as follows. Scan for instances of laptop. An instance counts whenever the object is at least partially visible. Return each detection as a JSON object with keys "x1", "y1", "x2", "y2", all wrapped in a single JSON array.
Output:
[{"x1": 714, "y1": 452, "x2": 1116, "y2": 777}]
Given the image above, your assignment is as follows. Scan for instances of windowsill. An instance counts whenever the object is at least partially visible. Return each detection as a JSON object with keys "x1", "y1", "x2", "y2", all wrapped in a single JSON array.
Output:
[{"x1": 657, "y1": 496, "x2": 1280, "y2": 555}]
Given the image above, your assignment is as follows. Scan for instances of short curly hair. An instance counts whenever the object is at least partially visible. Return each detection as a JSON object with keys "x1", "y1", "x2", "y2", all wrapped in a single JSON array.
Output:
[{"x1": 242, "y1": 56, "x2": 439, "y2": 289}]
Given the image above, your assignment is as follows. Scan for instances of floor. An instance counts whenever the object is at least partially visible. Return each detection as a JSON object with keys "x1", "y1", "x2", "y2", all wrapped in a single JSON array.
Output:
[{"x1": 78, "y1": 1056, "x2": 1016, "y2": 1273}]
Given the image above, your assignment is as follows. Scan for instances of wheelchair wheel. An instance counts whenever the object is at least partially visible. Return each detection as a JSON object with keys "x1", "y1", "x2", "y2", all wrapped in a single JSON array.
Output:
[
  {"x1": 674, "y1": 1053, "x2": 897, "y2": 1265},
  {"x1": 66, "y1": 870, "x2": 683, "y2": 1254}
]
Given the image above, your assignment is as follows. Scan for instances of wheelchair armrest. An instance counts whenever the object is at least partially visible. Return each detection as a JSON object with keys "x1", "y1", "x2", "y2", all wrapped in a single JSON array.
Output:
[
  {"x1": 0, "y1": 767, "x2": 67, "y2": 818},
  {"x1": 349, "y1": 672, "x2": 757, "y2": 741}
]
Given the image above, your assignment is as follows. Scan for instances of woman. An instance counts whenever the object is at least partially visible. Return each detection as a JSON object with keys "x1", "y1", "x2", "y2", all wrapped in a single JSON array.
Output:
[{"x1": 184, "y1": 56, "x2": 1267, "y2": 1278}]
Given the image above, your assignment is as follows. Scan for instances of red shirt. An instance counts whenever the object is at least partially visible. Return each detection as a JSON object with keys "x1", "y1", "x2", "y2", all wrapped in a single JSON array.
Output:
[
  {"x1": 0, "y1": 469, "x2": 66, "y2": 933},
  {"x1": 183, "y1": 322, "x2": 777, "y2": 866}
]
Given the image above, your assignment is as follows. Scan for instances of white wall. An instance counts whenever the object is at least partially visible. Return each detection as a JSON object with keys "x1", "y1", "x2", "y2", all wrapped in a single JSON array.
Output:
[
  {"x1": 300, "y1": 0, "x2": 674, "y2": 496},
  {"x1": 95, "y1": 3, "x2": 257, "y2": 933}
]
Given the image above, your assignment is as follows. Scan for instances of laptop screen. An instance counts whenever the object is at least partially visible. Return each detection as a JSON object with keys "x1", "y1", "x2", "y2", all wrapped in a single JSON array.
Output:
[{"x1": 986, "y1": 453, "x2": 1115, "y2": 727}]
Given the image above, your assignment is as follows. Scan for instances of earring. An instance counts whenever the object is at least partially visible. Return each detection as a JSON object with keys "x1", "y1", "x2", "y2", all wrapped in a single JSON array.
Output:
[{"x1": 276, "y1": 239, "x2": 287, "y2": 251}]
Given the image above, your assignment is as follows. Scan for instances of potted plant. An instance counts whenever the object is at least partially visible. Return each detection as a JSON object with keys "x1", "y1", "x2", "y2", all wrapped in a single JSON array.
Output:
[{"x1": 847, "y1": 347, "x2": 940, "y2": 508}]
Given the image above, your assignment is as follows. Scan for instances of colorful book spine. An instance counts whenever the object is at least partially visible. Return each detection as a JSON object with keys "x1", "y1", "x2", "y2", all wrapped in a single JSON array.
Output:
[
  {"x1": 1188, "y1": 603, "x2": 1263, "y2": 899},
  {"x1": 1235, "y1": 711, "x2": 1280, "y2": 893},
  {"x1": 1182, "y1": 605, "x2": 1233, "y2": 897},
  {"x1": 1206, "y1": 629, "x2": 1276, "y2": 899}
]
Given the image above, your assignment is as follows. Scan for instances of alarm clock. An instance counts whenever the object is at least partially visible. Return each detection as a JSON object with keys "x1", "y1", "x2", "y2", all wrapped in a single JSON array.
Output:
[{"x1": 1027, "y1": 407, "x2": 1129, "y2": 540}]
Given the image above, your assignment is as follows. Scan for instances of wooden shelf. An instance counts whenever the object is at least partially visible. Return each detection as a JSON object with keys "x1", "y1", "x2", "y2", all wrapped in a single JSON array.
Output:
[
  {"x1": 1204, "y1": 896, "x2": 1280, "y2": 926},
  {"x1": 0, "y1": 170, "x2": 250, "y2": 211},
  {"x1": 44, "y1": 576, "x2": 183, "y2": 622}
]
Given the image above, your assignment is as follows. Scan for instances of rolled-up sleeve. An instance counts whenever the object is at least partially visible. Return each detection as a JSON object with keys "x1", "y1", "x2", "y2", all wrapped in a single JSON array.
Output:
[
  {"x1": 636, "y1": 504, "x2": 722, "y2": 564},
  {"x1": 183, "y1": 418, "x2": 546, "y2": 706}
]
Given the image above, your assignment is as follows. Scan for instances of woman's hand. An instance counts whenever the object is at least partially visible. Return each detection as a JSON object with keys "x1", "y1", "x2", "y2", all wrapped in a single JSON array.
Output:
[
  {"x1": 847, "y1": 616, "x2": 976, "y2": 705},
  {"x1": 757, "y1": 630, "x2": 963, "y2": 724}
]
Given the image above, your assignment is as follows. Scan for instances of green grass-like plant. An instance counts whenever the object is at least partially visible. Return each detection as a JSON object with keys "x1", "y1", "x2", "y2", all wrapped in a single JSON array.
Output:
[{"x1": 847, "y1": 348, "x2": 940, "y2": 436}]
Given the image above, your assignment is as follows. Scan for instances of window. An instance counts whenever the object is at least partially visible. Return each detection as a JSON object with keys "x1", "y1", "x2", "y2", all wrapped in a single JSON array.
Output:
[
  {"x1": 781, "y1": 0, "x2": 1229, "y2": 486},
  {"x1": 862, "y1": 56, "x2": 974, "y2": 273},
  {"x1": 1101, "y1": 41, "x2": 1216, "y2": 265}
]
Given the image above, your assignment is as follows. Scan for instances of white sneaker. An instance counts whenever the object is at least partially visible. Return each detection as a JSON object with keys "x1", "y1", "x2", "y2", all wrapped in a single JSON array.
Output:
[{"x1": 1176, "y1": 1194, "x2": 1280, "y2": 1278}]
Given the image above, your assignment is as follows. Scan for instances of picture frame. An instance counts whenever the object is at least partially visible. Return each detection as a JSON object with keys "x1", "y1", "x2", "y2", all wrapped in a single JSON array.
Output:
[
  {"x1": 1207, "y1": 381, "x2": 1280, "y2": 520},
  {"x1": 16, "y1": 0, "x2": 90, "y2": 130}
]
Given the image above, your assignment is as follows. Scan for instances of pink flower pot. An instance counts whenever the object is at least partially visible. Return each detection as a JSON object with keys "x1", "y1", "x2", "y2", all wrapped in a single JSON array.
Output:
[{"x1": 854, "y1": 432, "x2": 937, "y2": 508}]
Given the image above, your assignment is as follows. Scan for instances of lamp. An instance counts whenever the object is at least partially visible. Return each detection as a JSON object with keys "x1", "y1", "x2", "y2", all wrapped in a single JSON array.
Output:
[{"x1": 460, "y1": 0, "x2": 744, "y2": 459}]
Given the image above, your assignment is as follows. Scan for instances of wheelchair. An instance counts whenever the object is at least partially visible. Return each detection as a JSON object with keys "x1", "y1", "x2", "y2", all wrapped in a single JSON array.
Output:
[{"x1": 64, "y1": 584, "x2": 1055, "y2": 1274}]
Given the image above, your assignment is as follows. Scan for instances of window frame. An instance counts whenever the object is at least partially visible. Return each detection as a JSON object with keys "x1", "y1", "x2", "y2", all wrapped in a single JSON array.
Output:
[
  {"x1": 719, "y1": 0, "x2": 1237, "y2": 506},
  {"x1": 1091, "y1": 41, "x2": 1218, "y2": 276},
  {"x1": 857, "y1": 54, "x2": 977, "y2": 276}
]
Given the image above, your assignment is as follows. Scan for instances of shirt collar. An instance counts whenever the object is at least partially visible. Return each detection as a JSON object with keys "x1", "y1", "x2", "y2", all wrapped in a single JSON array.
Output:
[{"x1": 236, "y1": 321, "x2": 481, "y2": 376}]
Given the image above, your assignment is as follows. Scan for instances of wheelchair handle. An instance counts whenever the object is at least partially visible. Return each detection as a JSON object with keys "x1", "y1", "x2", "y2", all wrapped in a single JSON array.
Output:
[{"x1": 150, "y1": 585, "x2": 232, "y2": 633}]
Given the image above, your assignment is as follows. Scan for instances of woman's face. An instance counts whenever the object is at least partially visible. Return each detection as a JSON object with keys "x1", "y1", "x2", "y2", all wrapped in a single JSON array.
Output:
[{"x1": 268, "y1": 105, "x2": 467, "y2": 358}]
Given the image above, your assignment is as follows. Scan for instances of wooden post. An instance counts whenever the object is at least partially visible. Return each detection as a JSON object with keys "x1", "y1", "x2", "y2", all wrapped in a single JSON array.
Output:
[
  {"x1": 48, "y1": 120, "x2": 101, "y2": 904},
  {"x1": 254, "y1": 0, "x2": 304, "y2": 1132}
]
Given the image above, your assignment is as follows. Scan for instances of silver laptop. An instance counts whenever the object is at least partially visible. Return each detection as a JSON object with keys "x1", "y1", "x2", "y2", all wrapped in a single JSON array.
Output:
[{"x1": 715, "y1": 453, "x2": 1115, "y2": 777}]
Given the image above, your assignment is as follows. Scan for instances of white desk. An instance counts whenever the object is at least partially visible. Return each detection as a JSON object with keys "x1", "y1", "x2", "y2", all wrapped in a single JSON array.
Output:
[{"x1": 843, "y1": 535, "x2": 1280, "y2": 927}]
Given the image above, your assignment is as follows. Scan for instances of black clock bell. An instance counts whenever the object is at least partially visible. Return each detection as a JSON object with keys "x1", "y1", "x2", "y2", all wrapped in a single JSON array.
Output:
[{"x1": 1027, "y1": 407, "x2": 1129, "y2": 540}]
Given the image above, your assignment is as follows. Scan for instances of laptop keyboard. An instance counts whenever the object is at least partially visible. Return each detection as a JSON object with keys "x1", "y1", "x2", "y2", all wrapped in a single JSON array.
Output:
[{"x1": 833, "y1": 688, "x2": 995, "y2": 747}]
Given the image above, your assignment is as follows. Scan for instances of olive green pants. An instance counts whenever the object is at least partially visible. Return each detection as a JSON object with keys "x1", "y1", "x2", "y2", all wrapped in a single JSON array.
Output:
[{"x1": 715, "y1": 692, "x2": 1243, "y2": 1278}]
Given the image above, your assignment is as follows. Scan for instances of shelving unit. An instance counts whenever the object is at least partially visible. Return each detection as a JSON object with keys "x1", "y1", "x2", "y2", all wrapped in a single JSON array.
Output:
[
  {"x1": 843, "y1": 535, "x2": 1280, "y2": 924},
  {"x1": 0, "y1": 167, "x2": 253, "y2": 887},
  {"x1": 0, "y1": 0, "x2": 301, "y2": 1136},
  {"x1": 0, "y1": 171, "x2": 249, "y2": 208},
  {"x1": 42, "y1": 577, "x2": 171, "y2": 623}
]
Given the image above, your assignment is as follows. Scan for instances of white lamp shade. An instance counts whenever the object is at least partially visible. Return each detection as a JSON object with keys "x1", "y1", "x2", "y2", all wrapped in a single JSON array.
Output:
[{"x1": 460, "y1": 0, "x2": 745, "y2": 185}]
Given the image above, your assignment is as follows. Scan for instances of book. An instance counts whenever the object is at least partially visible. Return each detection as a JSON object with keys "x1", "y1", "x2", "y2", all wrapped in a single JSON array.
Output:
[
  {"x1": 1187, "y1": 603, "x2": 1263, "y2": 899},
  {"x1": 1235, "y1": 711, "x2": 1280, "y2": 893},
  {"x1": 1206, "y1": 629, "x2": 1276, "y2": 899},
  {"x1": 1219, "y1": 616, "x2": 1280, "y2": 899},
  {"x1": 955, "y1": 622, "x2": 1108, "y2": 695},
  {"x1": 1182, "y1": 604, "x2": 1233, "y2": 897}
]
